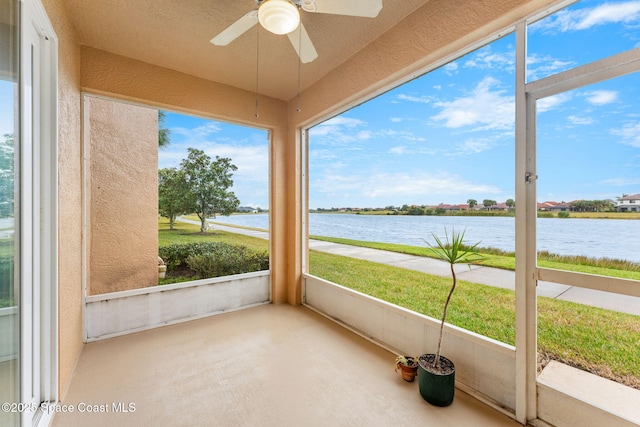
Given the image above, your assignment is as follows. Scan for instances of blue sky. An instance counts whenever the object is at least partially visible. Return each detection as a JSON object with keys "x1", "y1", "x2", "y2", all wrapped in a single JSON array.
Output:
[{"x1": 157, "y1": 0, "x2": 640, "y2": 210}]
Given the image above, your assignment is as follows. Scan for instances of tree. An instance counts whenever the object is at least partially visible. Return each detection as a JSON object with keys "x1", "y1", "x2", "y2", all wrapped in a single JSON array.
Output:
[
  {"x1": 505, "y1": 198, "x2": 515, "y2": 210},
  {"x1": 0, "y1": 134, "x2": 14, "y2": 218},
  {"x1": 158, "y1": 167, "x2": 190, "y2": 229},
  {"x1": 482, "y1": 199, "x2": 497, "y2": 209},
  {"x1": 181, "y1": 148, "x2": 240, "y2": 233},
  {"x1": 158, "y1": 111, "x2": 171, "y2": 149},
  {"x1": 407, "y1": 206, "x2": 425, "y2": 215},
  {"x1": 467, "y1": 199, "x2": 477, "y2": 209}
]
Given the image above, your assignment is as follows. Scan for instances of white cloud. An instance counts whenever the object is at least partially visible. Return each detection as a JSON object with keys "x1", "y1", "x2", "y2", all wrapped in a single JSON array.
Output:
[
  {"x1": 585, "y1": 90, "x2": 618, "y2": 105},
  {"x1": 536, "y1": 93, "x2": 572, "y2": 113},
  {"x1": 312, "y1": 171, "x2": 502, "y2": 201},
  {"x1": 379, "y1": 129, "x2": 426, "y2": 142},
  {"x1": 568, "y1": 115, "x2": 594, "y2": 125},
  {"x1": 312, "y1": 116, "x2": 365, "y2": 135},
  {"x1": 431, "y1": 77, "x2": 514, "y2": 130},
  {"x1": 171, "y1": 122, "x2": 221, "y2": 138},
  {"x1": 449, "y1": 138, "x2": 496, "y2": 155},
  {"x1": 464, "y1": 46, "x2": 514, "y2": 71},
  {"x1": 601, "y1": 177, "x2": 640, "y2": 186},
  {"x1": 309, "y1": 149, "x2": 339, "y2": 161},
  {"x1": 526, "y1": 54, "x2": 575, "y2": 81},
  {"x1": 206, "y1": 143, "x2": 268, "y2": 180},
  {"x1": 611, "y1": 122, "x2": 640, "y2": 147},
  {"x1": 397, "y1": 94, "x2": 432, "y2": 104},
  {"x1": 310, "y1": 116, "x2": 369, "y2": 144},
  {"x1": 357, "y1": 130, "x2": 373, "y2": 140},
  {"x1": 389, "y1": 117, "x2": 403, "y2": 122},
  {"x1": 389, "y1": 146, "x2": 406, "y2": 154},
  {"x1": 202, "y1": 142, "x2": 269, "y2": 208},
  {"x1": 534, "y1": 1, "x2": 640, "y2": 32},
  {"x1": 443, "y1": 62, "x2": 459, "y2": 75}
]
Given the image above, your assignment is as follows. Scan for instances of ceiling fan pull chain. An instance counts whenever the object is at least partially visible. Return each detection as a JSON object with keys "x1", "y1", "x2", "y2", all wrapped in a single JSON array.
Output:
[
  {"x1": 296, "y1": 21, "x2": 303, "y2": 112},
  {"x1": 254, "y1": 24, "x2": 261, "y2": 118}
]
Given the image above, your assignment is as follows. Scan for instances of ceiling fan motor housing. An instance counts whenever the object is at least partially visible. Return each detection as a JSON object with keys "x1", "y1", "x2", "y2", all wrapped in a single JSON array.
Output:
[
  {"x1": 258, "y1": 0, "x2": 301, "y2": 35},
  {"x1": 255, "y1": 0, "x2": 318, "y2": 13}
]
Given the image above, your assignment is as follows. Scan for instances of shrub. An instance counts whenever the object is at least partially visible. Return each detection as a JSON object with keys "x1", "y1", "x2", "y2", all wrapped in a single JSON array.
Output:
[
  {"x1": 557, "y1": 211, "x2": 570, "y2": 218},
  {"x1": 537, "y1": 212, "x2": 554, "y2": 218},
  {"x1": 186, "y1": 246, "x2": 269, "y2": 278},
  {"x1": 158, "y1": 242, "x2": 269, "y2": 279},
  {"x1": 159, "y1": 242, "x2": 231, "y2": 270},
  {"x1": 407, "y1": 207, "x2": 425, "y2": 215},
  {"x1": 0, "y1": 254, "x2": 13, "y2": 303}
]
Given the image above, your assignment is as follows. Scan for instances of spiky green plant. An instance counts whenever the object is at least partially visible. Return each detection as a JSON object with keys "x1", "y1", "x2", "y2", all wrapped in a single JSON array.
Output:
[{"x1": 427, "y1": 228, "x2": 483, "y2": 369}]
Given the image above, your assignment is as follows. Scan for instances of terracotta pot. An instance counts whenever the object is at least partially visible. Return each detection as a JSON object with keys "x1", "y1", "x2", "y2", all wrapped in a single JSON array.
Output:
[{"x1": 395, "y1": 356, "x2": 419, "y2": 382}]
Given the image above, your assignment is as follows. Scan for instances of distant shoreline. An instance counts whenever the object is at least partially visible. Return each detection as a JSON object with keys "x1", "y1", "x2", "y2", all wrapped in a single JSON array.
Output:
[{"x1": 308, "y1": 210, "x2": 640, "y2": 220}]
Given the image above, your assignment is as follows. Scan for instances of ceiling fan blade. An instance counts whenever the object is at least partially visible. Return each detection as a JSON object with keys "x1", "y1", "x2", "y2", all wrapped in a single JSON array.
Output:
[
  {"x1": 210, "y1": 10, "x2": 258, "y2": 46},
  {"x1": 287, "y1": 23, "x2": 318, "y2": 64},
  {"x1": 302, "y1": 0, "x2": 383, "y2": 18}
]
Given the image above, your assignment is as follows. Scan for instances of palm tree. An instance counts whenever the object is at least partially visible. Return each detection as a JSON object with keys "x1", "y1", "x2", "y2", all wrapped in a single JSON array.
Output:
[
  {"x1": 158, "y1": 111, "x2": 171, "y2": 148},
  {"x1": 427, "y1": 228, "x2": 483, "y2": 369}
]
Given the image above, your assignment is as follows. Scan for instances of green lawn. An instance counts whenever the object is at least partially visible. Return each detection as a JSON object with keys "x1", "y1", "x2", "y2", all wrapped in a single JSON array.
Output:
[
  {"x1": 159, "y1": 218, "x2": 268, "y2": 252},
  {"x1": 310, "y1": 235, "x2": 640, "y2": 280},
  {"x1": 160, "y1": 218, "x2": 640, "y2": 389}
]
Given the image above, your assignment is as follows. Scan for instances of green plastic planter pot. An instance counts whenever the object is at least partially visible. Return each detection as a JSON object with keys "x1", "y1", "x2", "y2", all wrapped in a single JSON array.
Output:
[{"x1": 418, "y1": 354, "x2": 455, "y2": 407}]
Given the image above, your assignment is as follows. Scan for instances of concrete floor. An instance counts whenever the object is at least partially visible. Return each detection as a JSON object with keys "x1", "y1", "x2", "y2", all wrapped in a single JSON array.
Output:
[{"x1": 53, "y1": 304, "x2": 521, "y2": 427}]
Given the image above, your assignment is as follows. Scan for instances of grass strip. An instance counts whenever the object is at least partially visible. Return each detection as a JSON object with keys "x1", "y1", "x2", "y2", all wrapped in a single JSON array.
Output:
[
  {"x1": 310, "y1": 235, "x2": 640, "y2": 280},
  {"x1": 159, "y1": 218, "x2": 268, "y2": 252}
]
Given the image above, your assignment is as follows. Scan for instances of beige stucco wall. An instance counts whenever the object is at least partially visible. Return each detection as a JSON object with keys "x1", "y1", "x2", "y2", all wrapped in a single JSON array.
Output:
[{"x1": 86, "y1": 96, "x2": 158, "y2": 295}]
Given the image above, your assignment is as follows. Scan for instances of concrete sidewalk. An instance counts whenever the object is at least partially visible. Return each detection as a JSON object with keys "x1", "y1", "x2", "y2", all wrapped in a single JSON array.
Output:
[{"x1": 183, "y1": 218, "x2": 640, "y2": 316}]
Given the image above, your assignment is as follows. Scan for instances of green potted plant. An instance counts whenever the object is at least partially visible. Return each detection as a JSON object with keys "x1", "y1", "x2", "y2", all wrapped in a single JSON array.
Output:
[
  {"x1": 418, "y1": 228, "x2": 483, "y2": 406},
  {"x1": 394, "y1": 355, "x2": 419, "y2": 382}
]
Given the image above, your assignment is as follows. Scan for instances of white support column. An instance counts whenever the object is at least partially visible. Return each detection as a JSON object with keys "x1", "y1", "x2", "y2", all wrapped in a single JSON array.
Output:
[{"x1": 514, "y1": 20, "x2": 538, "y2": 425}]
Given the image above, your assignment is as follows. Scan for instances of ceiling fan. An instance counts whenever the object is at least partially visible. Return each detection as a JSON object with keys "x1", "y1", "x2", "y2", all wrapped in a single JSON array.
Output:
[{"x1": 210, "y1": 0, "x2": 383, "y2": 64}]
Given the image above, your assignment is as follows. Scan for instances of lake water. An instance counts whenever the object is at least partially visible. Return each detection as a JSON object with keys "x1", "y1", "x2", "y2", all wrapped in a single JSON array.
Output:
[{"x1": 210, "y1": 213, "x2": 640, "y2": 263}]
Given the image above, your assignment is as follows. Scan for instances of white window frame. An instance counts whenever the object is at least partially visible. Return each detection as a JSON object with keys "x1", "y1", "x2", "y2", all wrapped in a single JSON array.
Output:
[
  {"x1": 516, "y1": 8, "x2": 640, "y2": 425},
  {"x1": 19, "y1": 0, "x2": 58, "y2": 425}
]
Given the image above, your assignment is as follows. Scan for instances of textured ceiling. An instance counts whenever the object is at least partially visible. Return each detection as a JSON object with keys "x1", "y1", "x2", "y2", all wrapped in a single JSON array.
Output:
[{"x1": 66, "y1": 0, "x2": 430, "y2": 101}]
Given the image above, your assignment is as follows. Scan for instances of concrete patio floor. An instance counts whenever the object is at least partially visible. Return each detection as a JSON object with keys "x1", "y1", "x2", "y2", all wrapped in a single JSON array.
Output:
[{"x1": 52, "y1": 304, "x2": 521, "y2": 426}]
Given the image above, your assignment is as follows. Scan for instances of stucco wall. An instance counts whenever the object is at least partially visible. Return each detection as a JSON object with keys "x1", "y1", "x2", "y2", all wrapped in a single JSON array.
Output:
[{"x1": 86, "y1": 96, "x2": 158, "y2": 295}]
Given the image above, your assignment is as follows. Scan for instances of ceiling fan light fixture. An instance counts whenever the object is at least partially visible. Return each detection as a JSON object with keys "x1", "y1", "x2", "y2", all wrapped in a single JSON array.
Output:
[{"x1": 258, "y1": 0, "x2": 300, "y2": 35}]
